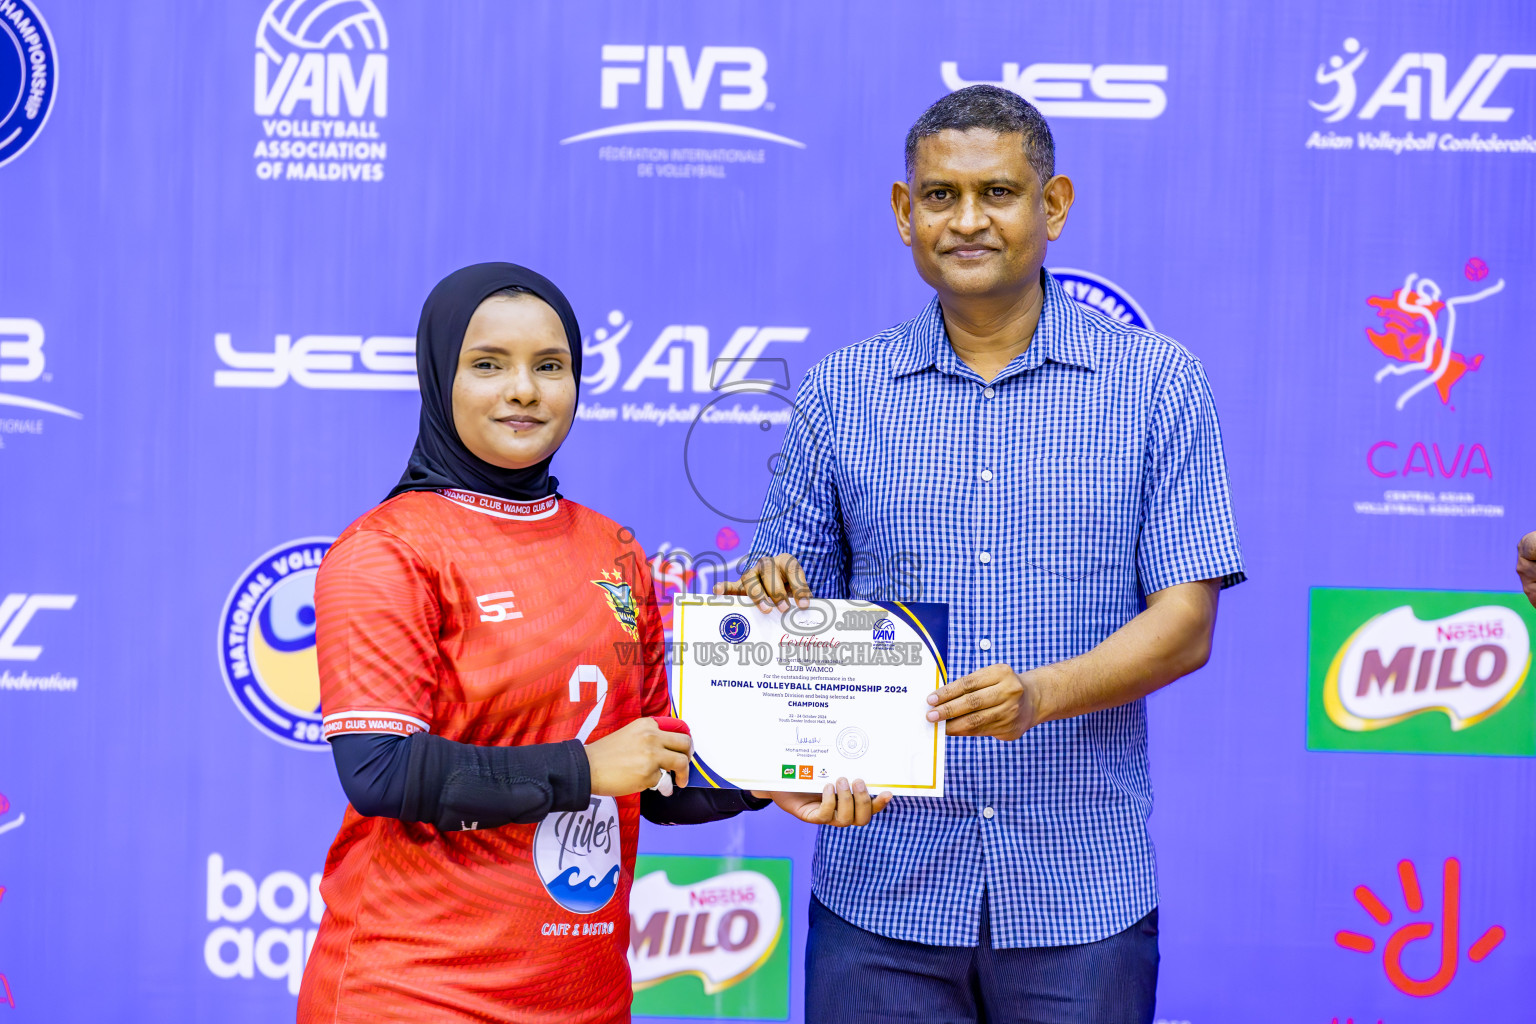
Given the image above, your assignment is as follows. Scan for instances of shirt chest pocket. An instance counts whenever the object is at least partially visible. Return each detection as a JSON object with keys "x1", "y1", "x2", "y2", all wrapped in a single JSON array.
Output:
[{"x1": 1018, "y1": 456, "x2": 1138, "y2": 581}]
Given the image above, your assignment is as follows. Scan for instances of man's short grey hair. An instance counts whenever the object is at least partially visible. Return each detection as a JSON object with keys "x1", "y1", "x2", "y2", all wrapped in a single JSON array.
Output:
[{"x1": 904, "y1": 85, "x2": 1055, "y2": 187}]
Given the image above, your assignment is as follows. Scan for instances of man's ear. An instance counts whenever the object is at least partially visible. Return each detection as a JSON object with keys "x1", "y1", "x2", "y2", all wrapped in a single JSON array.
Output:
[
  {"x1": 1042, "y1": 175, "x2": 1075, "y2": 242},
  {"x1": 890, "y1": 181, "x2": 914, "y2": 247}
]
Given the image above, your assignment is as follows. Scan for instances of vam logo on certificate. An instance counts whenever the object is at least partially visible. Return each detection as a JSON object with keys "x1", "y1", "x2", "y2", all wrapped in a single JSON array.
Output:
[{"x1": 671, "y1": 596, "x2": 948, "y2": 797}]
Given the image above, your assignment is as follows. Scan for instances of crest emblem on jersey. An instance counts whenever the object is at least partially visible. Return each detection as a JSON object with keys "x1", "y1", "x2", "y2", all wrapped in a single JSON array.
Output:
[{"x1": 592, "y1": 570, "x2": 640, "y2": 639}]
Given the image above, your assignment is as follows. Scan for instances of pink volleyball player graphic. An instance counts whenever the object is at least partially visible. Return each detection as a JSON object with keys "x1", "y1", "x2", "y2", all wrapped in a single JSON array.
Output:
[{"x1": 1367, "y1": 260, "x2": 1504, "y2": 411}]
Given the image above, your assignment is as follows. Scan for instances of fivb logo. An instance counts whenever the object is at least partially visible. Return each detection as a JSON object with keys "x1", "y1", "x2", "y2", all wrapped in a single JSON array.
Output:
[
  {"x1": 581, "y1": 309, "x2": 808, "y2": 395},
  {"x1": 1312, "y1": 38, "x2": 1536, "y2": 122},
  {"x1": 562, "y1": 45, "x2": 805, "y2": 149},
  {"x1": 0, "y1": 318, "x2": 84, "y2": 435},
  {"x1": 204, "y1": 854, "x2": 324, "y2": 997},
  {"x1": 252, "y1": 0, "x2": 389, "y2": 182},
  {"x1": 941, "y1": 61, "x2": 1167, "y2": 119},
  {"x1": 213, "y1": 332, "x2": 416, "y2": 390}
]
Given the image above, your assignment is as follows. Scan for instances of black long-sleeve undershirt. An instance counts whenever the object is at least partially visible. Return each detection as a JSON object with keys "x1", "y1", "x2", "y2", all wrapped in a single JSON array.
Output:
[{"x1": 330, "y1": 732, "x2": 767, "y2": 832}]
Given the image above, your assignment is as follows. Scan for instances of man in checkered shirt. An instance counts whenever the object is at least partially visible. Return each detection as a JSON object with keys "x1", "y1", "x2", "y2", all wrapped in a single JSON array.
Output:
[{"x1": 717, "y1": 86, "x2": 1245, "y2": 1022}]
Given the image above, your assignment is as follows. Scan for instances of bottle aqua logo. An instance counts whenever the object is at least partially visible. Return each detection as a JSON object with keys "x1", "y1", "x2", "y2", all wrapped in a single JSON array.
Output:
[
  {"x1": 1308, "y1": 588, "x2": 1536, "y2": 756},
  {"x1": 1335, "y1": 857, "x2": 1505, "y2": 996}
]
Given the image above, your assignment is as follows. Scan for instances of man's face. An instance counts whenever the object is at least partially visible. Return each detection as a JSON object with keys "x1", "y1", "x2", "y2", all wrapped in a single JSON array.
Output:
[{"x1": 892, "y1": 129, "x2": 1072, "y2": 302}]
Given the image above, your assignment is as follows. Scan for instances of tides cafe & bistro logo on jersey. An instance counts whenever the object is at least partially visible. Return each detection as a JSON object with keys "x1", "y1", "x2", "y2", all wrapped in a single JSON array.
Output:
[
  {"x1": 1308, "y1": 588, "x2": 1535, "y2": 756},
  {"x1": 251, "y1": 0, "x2": 389, "y2": 182}
]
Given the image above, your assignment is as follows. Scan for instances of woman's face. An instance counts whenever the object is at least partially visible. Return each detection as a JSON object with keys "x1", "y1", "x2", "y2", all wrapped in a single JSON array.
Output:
[{"x1": 451, "y1": 294, "x2": 576, "y2": 473}]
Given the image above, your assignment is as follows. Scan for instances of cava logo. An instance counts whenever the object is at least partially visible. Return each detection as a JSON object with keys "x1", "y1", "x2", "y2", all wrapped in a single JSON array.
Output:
[
  {"x1": 213, "y1": 332, "x2": 416, "y2": 390},
  {"x1": 941, "y1": 61, "x2": 1167, "y2": 119},
  {"x1": 1352, "y1": 260, "x2": 1507, "y2": 521},
  {"x1": 629, "y1": 855, "x2": 790, "y2": 1019},
  {"x1": 1309, "y1": 589, "x2": 1536, "y2": 756},
  {"x1": 563, "y1": 45, "x2": 802, "y2": 179},
  {"x1": 251, "y1": 0, "x2": 389, "y2": 182}
]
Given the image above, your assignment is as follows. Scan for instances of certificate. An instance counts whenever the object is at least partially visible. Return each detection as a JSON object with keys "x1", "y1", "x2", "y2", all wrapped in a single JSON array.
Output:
[{"x1": 671, "y1": 596, "x2": 949, "y2": 797}]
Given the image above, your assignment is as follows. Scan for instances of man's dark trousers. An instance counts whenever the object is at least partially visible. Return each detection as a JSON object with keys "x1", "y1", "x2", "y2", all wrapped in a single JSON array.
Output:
[{"x1": 805, "y1": 894, "x2": 1158, "y2": 1024}]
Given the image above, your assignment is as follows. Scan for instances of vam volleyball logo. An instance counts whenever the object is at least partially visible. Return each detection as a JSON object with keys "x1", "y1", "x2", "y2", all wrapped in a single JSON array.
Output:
[
  {"x1": 251, "y1": 0, "x2": 389, "y2": 183},
  {"x1": 1050, "y1": 269, "x2": 1154, "y2": 330},
  {"x1": 0, "y1": 0, "x2": 56, "y2": 168},
  {"x1": 217, "y1": 538, "x2": 333, "y2": 750}
]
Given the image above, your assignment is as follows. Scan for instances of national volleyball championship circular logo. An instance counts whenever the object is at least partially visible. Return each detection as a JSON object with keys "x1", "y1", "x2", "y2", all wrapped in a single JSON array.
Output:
[
  {"x1": 0, "y1": 0, "x2": 58, "y2": 168},
  {"x1": 217, "y1": 537, "x2": 334, "y2": 750},
  {"x1": 1050, "y1": 268, "x2": 1155, "y2": 331}
]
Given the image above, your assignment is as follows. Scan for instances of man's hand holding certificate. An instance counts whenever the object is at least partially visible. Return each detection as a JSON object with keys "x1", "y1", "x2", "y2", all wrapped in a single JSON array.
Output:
[{"x1": 672, "y1": 593, "x2": 950, "y2": 802}]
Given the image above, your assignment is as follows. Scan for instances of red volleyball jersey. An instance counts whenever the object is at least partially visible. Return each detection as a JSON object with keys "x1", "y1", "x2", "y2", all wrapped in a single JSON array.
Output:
[{"x1": 297, "y1": 488, "x2": 667, "y2": 1024}]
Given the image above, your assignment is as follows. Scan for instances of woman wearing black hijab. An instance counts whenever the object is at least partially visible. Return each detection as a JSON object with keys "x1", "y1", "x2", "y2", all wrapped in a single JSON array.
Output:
[{"x1": 295, "y1": 264, "x2": 778, "y2": 1023}]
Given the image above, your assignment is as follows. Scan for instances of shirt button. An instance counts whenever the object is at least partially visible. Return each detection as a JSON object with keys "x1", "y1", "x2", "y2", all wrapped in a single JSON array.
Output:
[
  {"x1": 982, "y1": 806, "x2": 995, "y2": 819},
  {"x1": 983, "y1": 387, "x2": 996, "y2": 399},
  {"x1": 979, "y1": 638, "x2": 992, "y2": 651},
  {"x1": 979, "y1": 551, "x2": 991, "y2": 564},
  {"x1": 980, "y1": 469, "x2": 994, "y2": 482}
]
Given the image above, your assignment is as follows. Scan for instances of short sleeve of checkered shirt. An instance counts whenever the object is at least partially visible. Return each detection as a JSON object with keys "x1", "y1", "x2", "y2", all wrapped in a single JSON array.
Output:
[{"x1": 1136, "y1": 356, "x2": 1246, "y2": 594}]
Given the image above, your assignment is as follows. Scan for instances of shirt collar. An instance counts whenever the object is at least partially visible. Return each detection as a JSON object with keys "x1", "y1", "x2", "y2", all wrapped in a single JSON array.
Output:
[{"x1": 890, "y1": 270, "x2": 1100, "y2": 379}]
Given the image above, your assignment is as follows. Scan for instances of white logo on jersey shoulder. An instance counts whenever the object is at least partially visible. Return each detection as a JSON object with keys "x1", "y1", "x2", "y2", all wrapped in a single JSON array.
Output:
[
  {"x1": 476, "y1": 591, "x2": 523, "y2": 622},
  {"x1": 534, "y1": 665, "x2": 622, "y2": 914}
]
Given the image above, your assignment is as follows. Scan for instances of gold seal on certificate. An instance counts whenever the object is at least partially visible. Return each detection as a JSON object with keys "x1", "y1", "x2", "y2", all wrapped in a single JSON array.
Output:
[{"x1": 671, "y1": 596, "x2": 949, "y2": 797}]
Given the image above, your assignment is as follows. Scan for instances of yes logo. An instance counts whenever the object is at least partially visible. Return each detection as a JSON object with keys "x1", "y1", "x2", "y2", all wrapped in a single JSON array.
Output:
[
  {"x1": 213, "y1": 333, "x2": 416, "y2": 390},
  {"x1": 941, "y1": 61, "x2": 1167, "y2": 119},
  {"x1": 1335, "y1": 857, "x2": 1505, "y2": 996},
  {"x1": 1309, "y1": 589, "x2": 1536, "y2": 756}
]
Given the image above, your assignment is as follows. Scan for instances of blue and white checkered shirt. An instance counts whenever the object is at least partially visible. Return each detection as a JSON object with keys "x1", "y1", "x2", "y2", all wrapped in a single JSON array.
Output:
[{"x1": 747, "y1": 271, "x2": 1245, "y2": 948}]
